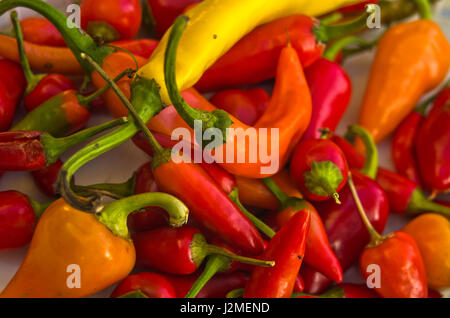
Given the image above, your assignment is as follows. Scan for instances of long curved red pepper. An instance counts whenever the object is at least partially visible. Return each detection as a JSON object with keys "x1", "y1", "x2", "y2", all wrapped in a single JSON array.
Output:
[
  {"x1": 111, "y1": 272, "x2": 177, "y2": 298},
  {"x1": 243, "y1": 210, "x2": 310, "y2": 298}
]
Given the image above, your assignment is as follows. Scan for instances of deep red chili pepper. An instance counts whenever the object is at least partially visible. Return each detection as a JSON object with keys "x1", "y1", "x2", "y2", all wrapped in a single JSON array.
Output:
[
  {"x1": 128, "y1": 162, "x2": 168, "y2": 233},
  {"x1": 290, "y1": 138, "x2": 349, "y2": 203},
  {"x1": 81, "y1": 0, "x2": 142, "y2": 42},
  {"x1": 0, "y1": 119, "x2": 126, "y2": 172},
  {"x1": 10, "y1": 11, "x2": 76, "y2": 113},
  {"x1": 294, "y1": 282, "x2": 379, "y2": 298},
  {"x1": 0, "y1": 190, "x2": 49, "y2": 250},
  {"x1": 302, "y1": 58, "x2": 352, "y2": 140},
  {"x1": 110, "y1": 272, "x2": 177, "y2": 298},
  {"x1": 0, "y1": 58, "x2": 26, "y2": 105},
  {"x1": 20, "y1": 17, "x2": 65, "y2": 47},
  {"x1": 146, "y1": 0, "x2": 201, "y2": 38},
  {"x1": 165, "y1": 271, "x2": 249, "y2": 298},
  {"x1": 30, "y1": 158, "x2": 63, "y2": 197},
  {"x1": 415, "y1": 86, "x2": 450, "y2": 196},
  {"x1": 0, "y1": 81, "x2": 15, "y2": 132},
  {"x1": 111, "y1": 39, "x2": 159, "y2": 59},
  {"x1": 334, "y1": 135, "x2": 450, "y2": 217},
  {"x1": 209, "y1": 88, "x2": 270, "y2": 126},
  {"x1": 428, "y1": 289, "x2": 442, "y2": 298},
  {"x1": 338, "y1": 0, "x2": 379, "y2": 13},
  {"x1": 262, "y1": 178, "x2": 343, "y2": 283},
  {"x1": 302, "y1": 126, "x2": 389, "y2": 294},
  {"x1": 243, "y1": 210, "x2": 310, "y2": 298},
  {"x1": 132, "y1": 226, "x2": 273, "y2": 275},
  {"x1": 196, "y1": 11, "x2": 371, "y2": 92}
]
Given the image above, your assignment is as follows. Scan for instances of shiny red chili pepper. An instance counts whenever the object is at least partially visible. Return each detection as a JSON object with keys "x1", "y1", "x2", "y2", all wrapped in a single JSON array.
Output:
[
  {"x1": 146, "y1": 0, "x2": 201, "y2": 37},
  {"x1": 334, "y1": 135, "x2": 450, "y2": 217},
  {"x1": 302, "y1": 58, "x2": 352, "y2": 140},
  {"x1": 210, "y1": 88, "x2": 270, "y2": 126},
  {"x1": 30, "y1": 159, "x2": 63, "y2": 197},
  {"x1": 338, "y1": 0, "x2": 379, "y2": 13},
  {"x1": 128, "y1": 162, "x2": 168, "y2": 233},
  {"x1": 132, "y1": 226, "x2": 273, "y2": 275},
  {"x1": 294, "y1": 283, "x2": 379, "y2": 298},
  {"x1": 290, "y1": 138, "x2": 349, "y2": 203},
  {"x1": 0, "y1": 82, "x2": 15, "y2": 132},
  {"x1": 111, "y1": 39, "x2": 159, "y2": 59},
  {"x1": 81, "y1": 0, "x2": 142, "y2": 42},
  {"x1": 165, "y1": 271, "x2": 249, "y2": 298},
  {"x1": 0, "y1": 190, "x2": 49, "y2": 250},
  {"x1": 196, "y1": 11, "x2": 371, "y2": 92},
  {"x1": 243, "y1": 210, "x2": 310, "y2": 298},
  {"x1": 110, "y1": 272, "x2": 177, "y2": 298},
  {"x1": 0, "y1": 58, "x2": 26, "y2": 105},
  {"x1": 20, "y1": 17, "x2": 65, "y2": 47},
  {"x1": 415, "y1": 86, "x2": 450, "y2": 196},
  {"x1": 10, "y1": 11, "x2": 76, "y2": 113}
]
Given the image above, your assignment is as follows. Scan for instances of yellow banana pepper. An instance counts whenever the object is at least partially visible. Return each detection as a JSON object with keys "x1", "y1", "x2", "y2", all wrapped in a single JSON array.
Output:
[{"x1": 138, "y1": 0, "x2": 365, "y2": 104}]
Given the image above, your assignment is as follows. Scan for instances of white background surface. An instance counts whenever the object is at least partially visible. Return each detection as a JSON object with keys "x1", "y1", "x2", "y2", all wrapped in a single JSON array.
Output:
[{"x1": 0, "y1": 0, "x2": 449, "y2": 298}]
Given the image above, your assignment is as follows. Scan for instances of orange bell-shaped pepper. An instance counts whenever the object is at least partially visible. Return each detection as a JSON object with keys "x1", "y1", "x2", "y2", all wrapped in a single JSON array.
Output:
[
  {"x1": 0, "y1": 193, "x2": 188, "y2": 298},
  {"x1": 356, "y1": 0, "x2": 449, "y2": 146}
]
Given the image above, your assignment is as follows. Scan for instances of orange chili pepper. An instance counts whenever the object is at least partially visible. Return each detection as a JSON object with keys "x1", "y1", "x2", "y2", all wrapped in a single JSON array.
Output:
[
  {"x1": 356, "y1": 0, "x2": 449, "y2": 147},
  {"x1": 402, "y1": 214, "x2": 450, "y2": 290},
  {"x1": 0, "y1": 194, "x2": 188, "y2": 298}
]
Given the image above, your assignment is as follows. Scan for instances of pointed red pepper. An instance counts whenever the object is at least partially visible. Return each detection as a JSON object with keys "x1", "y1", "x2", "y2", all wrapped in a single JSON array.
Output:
[{"x1": 110, "y1": 272, "x2": 177, "y2": 298}]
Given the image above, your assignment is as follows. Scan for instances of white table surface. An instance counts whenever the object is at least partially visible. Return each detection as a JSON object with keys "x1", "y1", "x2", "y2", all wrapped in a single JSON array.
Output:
[{"x1": 0, "y1": 0, "x2": 449, "y2": 298}]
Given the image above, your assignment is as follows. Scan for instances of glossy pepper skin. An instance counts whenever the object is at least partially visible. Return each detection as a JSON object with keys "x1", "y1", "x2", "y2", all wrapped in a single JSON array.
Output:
[
  {"x1": 30, "y1": 159, "x2": 63, "y2": 197},
  {"x1": 0, "y1": 58, "x2": 26, "y2": 106},
  {"x1": 243, "y1": 210, "x2": 310, "y2": 298},
  {"x1": 294, "y1": 283, "x2": 379, "y2": 298},
  {"x1": 0, "y1": 82, "x2": 15, "y2": 132},
  {"x1": 0, "y1": 199, "x2": 136, "y2": 298},
  {"x1": 147, "y1": 0, "x2": 202, "y2": 37},
  {"x1": 81, "y1": 0, "x2": 142, "y2": 42},
  {"x1": 0, "y1": 131, "x2": 46, "y2": 171},
  {"x1": 110, "y1": 272, "x2": 177, "y2": 298},
  {"x1": 302, "y1": 58, "x2": 352, "y2": 140},
  {"x1": 0, "y1": 190, "x2": 45, "y2": 250},
  {"x1": 210, "y1": 88, "x2": 270, "y2": 126},
  {"x1": 20, "y1": 17, "x2": 65, "y2": 47},
  {"x1": 357, "y1": 18, "x2": 450, "y2": 145},
  {"x1": 403, "y1": 214, "x2": 450, "y2": 290},
  {"x1": 415, "y1": 87, "x2": 450, "y2": 194},
  {"x1": 290, "y1": 138, "x2": 349, "y2": 203}
]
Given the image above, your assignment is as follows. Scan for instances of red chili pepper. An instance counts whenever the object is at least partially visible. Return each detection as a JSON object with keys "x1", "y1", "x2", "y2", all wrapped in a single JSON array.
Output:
[
  {"x1": 196, "y1": 11, "x2": 372, "y2": 92},
  {"x1": 262, "y1": 178, "x2": 343, "y2": 283},
  {"x1": 165, "y1": 271, "x2": 249, "y2": 298},
  {"x1": 128, "y1": 162, "x2": 168, "y2": 232},
  {"x1": 30, "y1": 158, "x2": 63, "y2": 197},
  {"x1": 209, "y1": 88, "x2": 270, "y2": 126},
  {"x1": 19, "y1": 17, "x2": 65, "y2": 47},
  {"x1": 132, "y1": 226, "x2": 273, "y2": 275},
  {"x1": 146, "y1": 0, "x2": 202, "y2": 37},
  {"x1": 294, "y1": 283, "x2": 379, "y2": 298},
  {"x1": 111, "y1": 39, "x2": 159, "y2": 59},
  {"x1": 0, "y1": 119, "x2": 126, "y2": 171},
  {"x1": 290, "y1": 138, "x2": 349, "y2": 203},
  {"x1": 302, "y1": 126, "x2": 389, "y2": 294},
  {"x1": 348, "y1": 175, "x2": 428, "y2": 298},
  {"x1": 243, "y1": 210, "x2": 310, "y2": 298},
  {"x1": 10, "y1": 11, "x2": 76, "y2": 113},
  {"x1": 0, "y1": 58, "x2": 26, "y2": 105},
  {"x1": 302, "y1": 58, "x2": 352, "y2": 140},
  {"x1": 81, "y1": 0, "x2": 142, "y2": 42},
  {"x1": 0, "y1": 81, "x2": 15, "y2": 132},
  {"x1": 338, "y1": 0, "x2": 379, "y2": 13},
  {"x1": 333, "y1": 135, "x2": 450, "y2": 217},
  {"x1": 110, "y1": 272, "x2": 177, "y2": 298},
  {"x1": 415, "y1": 86, "x2": 450, "y2": 197},
  {"x1": 0, "y1": 190, "x2": 49, "y2": 250}
]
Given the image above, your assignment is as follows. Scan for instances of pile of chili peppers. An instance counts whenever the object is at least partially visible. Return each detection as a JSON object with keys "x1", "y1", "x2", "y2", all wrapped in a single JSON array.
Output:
[{"x1": 0, "y1": 0, "x2": 449, "y2": 300}]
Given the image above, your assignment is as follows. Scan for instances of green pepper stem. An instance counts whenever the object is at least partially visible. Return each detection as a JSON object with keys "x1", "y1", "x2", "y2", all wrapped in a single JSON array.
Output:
[
  {"x1": 226, "y1": 288, "x2": 244, "y2": 298},
  {"x1": 10, "y1": 10, "x2": 42, "y2": 92},
  {"x1": 413, "y1": 0, "x2": 432, "y2": 20},
  {"x1": 184, "y1": 255, "x2": 230, "y2": 298},
  {"x1": 97, "y1": 192, "x2": 189, "y2": 240},
  {"x1": 320, "y1": 12, "x2": 344, "y2": 25},
  {"x1": 315, "y1": 5, "x2": 376, "y2": 43},
  {"x1": 415, "y1": 80, "x2": 450, "y2": 116},
  {"x1": 291, "y1": 286, "x2": 345, "y2": 298},
  {"x1": 164, "y1": 15, "x2": 232, "y2": 143},
  {"x1": 41, "y1": 117, "x2": 128, "y2": 166},
  {"x1": 346, "y1": 125, "x2": 378, "y2": 179},
  {"x1": 203, "y1": 243, "x2": 274, "y2": 268},
  {"x1": 228, "y1": 188, "x2": 276, "y2": 239},
  {"x1": 262, "y1": 177, "x2": 290, "y2": 205},
  {"x1": 408, "y1": 189, "x2": 450, "y2": 217},
  {"x1": 0, "y1": 0, "x2": 112, "y2": 74},
  {"x1": 323, "y1": 36, "x2": 373, "y2": 61},
  {"x1": 72, "y1": 173, "x2": 137, "y2": 200},
  {"x1": 347, "y1": 172, "x2": 384, "y2": 245},
  {"x1": 28, "y1": 197, "x2": 52, "y2": 219}
]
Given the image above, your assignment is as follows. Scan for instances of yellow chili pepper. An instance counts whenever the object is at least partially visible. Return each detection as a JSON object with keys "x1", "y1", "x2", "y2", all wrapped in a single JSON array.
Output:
[{"x1": 137, "y1": 0, "x2": 365, "y2": 104}]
